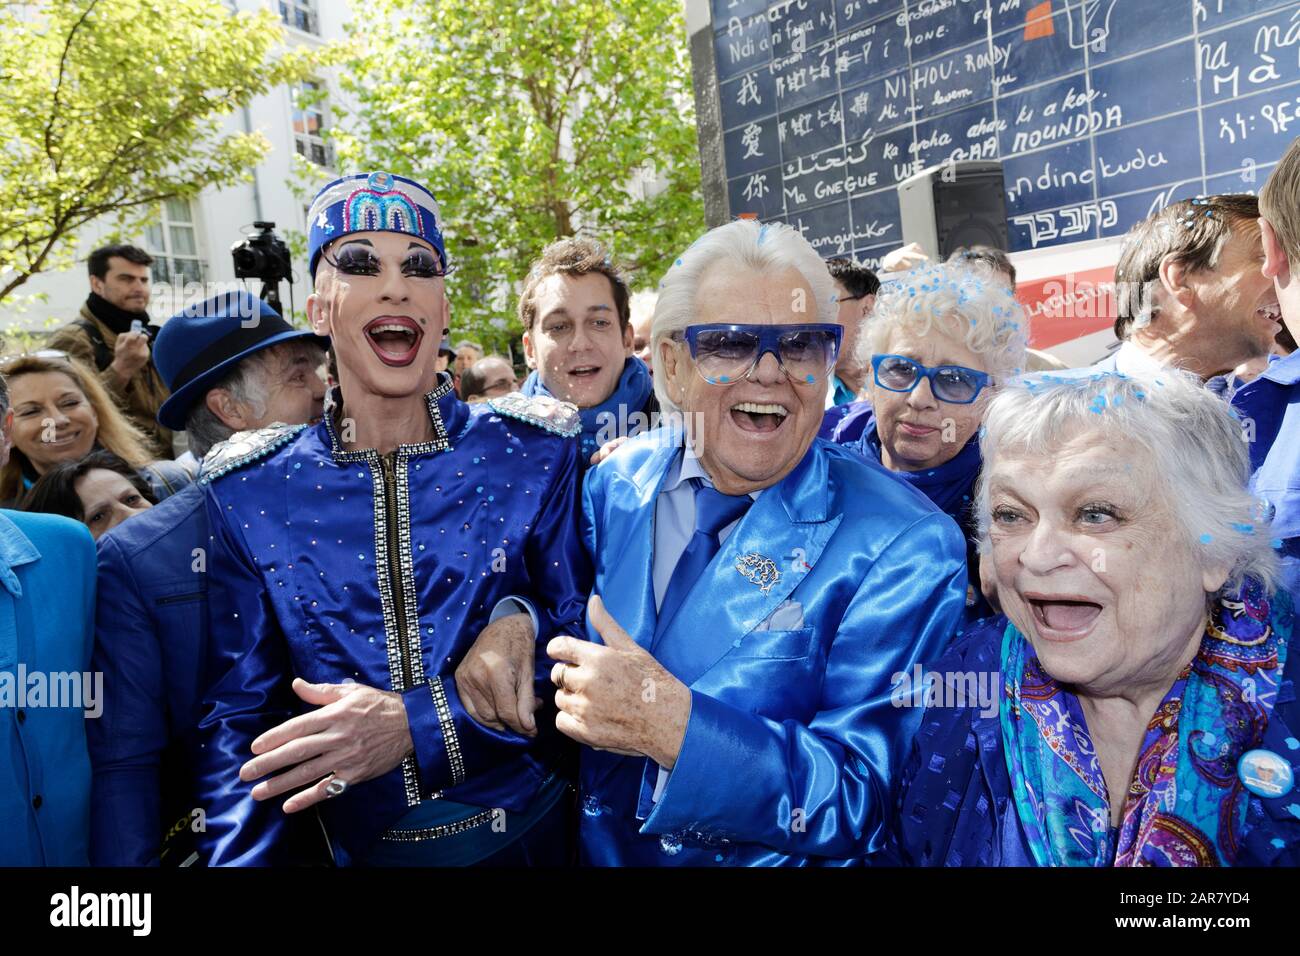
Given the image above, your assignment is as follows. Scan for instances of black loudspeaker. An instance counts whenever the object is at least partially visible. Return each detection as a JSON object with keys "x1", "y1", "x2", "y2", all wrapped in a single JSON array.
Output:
[{"x1": 897, "y1": 160, "x2": 1008, "y2": 259}]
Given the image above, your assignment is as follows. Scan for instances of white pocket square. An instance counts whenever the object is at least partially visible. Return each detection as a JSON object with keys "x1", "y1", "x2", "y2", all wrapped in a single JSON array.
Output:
[{"x1": 755, "y1": 599, "x2": 804, "y2": 631}]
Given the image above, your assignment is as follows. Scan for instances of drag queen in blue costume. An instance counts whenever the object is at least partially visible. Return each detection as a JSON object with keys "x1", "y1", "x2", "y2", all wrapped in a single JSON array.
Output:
[
  {"x1": 890, "y1": 372, "x2": 1300, "y2": 866},
  {"x1": 194, "y1": 172, "x2": 589, "y2": 866},
  {"x1": 544, "y1": 220, "x2": 969, "y2": 865},
  {"x1": 829, "y1": 261, "x2": 1026, "y2": 619}
]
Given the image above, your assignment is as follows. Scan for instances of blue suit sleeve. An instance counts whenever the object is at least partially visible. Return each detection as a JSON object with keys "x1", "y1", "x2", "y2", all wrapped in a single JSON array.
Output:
[
  {"x1": 525, "y1": 439, "x2": 590, "y2": 645},
  {"x1": 87, "y1": 532, "x2": 166, "y2": 866},
  {"x1": 642, "y1": 512, "x2": 968, "y2": 859},
  {"x1": 193, "y1": 488, "x2": 302, "y2": 866}
]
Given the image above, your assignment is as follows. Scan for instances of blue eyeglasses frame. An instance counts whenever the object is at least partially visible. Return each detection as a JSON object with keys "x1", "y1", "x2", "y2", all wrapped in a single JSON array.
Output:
[
  {"x1": 871, "y1": 353, "x2": 991, "y2": 404},
  {"x1": 679, "y1": 323, "x2": 843, "y2": 385}
]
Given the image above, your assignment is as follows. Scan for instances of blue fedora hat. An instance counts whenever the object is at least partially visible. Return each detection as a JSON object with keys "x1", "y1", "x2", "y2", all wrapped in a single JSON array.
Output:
[{"x1": 155, "y1": 291, "x2": 328, "y2": 431}]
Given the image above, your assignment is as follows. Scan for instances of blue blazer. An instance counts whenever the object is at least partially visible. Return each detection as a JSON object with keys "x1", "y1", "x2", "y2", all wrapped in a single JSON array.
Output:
[
  {"x1": 576, "y1": 429, "x2": 969, "y2": 865},
  {"x1": 87, "y1": 482, "x2": 208, "y2": 865},
  {"x1": 0, "y1": 510, "x2": 96, "y2": 866}
]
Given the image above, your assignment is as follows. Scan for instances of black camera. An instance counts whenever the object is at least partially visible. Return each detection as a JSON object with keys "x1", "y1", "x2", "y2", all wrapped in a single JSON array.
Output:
[{"x1": 231, "y1": 221, "x2": 293, "y2": 312}]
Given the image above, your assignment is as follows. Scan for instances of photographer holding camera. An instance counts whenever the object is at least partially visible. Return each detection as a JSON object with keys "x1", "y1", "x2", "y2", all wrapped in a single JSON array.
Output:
[{"x1": 47, "y1": 243, "x2": 174, "y2": 459}]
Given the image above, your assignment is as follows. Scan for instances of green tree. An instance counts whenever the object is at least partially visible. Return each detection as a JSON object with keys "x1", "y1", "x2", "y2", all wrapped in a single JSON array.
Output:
[
  {"x1": 330, "y1": 0, "x2": 705, "y2": 349},
  {"x1": 0, "y1": 0, "x2": 336, "y2": 303}
]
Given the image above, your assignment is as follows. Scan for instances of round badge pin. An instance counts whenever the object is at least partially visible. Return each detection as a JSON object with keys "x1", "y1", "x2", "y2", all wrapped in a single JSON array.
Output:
[{"x1": 1237, "y1": 749, "x2": 1295, "y2": 799}]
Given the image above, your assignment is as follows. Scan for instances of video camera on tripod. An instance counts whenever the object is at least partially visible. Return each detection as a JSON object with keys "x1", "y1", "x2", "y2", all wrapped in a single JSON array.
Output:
[{"x1": 231, "y1": 221, "x2": 293, "y2": 315}]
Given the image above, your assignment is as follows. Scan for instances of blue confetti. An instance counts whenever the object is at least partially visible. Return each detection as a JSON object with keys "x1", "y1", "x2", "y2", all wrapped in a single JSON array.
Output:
[{"x1": 1200, "y1": 533, "x2": 1213, "y2": 544}]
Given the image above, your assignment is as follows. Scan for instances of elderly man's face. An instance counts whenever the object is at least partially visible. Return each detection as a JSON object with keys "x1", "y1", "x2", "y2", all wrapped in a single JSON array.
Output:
[
  {"x1": 983, "y1": 431, "x2": 1228, "y2": 697},
  {"x1": 307, "y1": 231, "x2": 447, "y2": 401},
  {"x1": 867, "y1": 321, "x2": 991, "y2": 472},
  {"x1": 252, "y1": 342, "x2": 328, "y2": 427},
  {"x1": 659, "y1": 263, "x2": 826, "y2": 496},
  {"x1": 523, "y1": 272, "x2": 633, "y2": 409}
]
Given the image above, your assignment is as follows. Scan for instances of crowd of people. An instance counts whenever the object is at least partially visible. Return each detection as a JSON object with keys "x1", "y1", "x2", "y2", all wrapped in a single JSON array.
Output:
[{"x1": 2, "y1": 139, "x2": 1299, "y2": 866}]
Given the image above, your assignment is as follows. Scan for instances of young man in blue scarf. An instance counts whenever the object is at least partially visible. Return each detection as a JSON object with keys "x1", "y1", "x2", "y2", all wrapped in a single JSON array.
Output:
[{"x1": 519, "y1": 238, "x2": 656, "y2": 468}]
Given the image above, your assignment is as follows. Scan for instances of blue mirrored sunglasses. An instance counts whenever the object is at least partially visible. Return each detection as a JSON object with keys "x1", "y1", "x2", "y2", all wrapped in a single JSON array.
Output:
[
  {"x1": 871, "y1": 354, "x2": 990, "y2": 404},
  {"x1": 679, "y1": 323, "x2": 842, "y2": 386}
]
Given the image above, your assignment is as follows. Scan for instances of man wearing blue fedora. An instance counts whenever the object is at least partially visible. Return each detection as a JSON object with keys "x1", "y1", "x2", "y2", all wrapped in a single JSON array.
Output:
[{"x1": 87, "y1": 290, "x2": 328, "y2": 865}]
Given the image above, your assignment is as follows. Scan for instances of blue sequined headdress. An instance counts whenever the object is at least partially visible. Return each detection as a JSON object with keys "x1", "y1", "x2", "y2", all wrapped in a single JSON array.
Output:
[{"x1": 306, "y1": 171, "x2": 447, "y2": 278}]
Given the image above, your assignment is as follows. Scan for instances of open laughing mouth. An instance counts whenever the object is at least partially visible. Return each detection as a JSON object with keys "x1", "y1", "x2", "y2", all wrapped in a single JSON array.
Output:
[
  {"x1": 1026, "y1": 594, "x2": 1104, "y2": 642},
  {"x1": 1258, "y1": 302, "x2": 1283, "y2": 330},
  {"x1": 730, "y1": 400, "x2": 789, "y2": 433},
  {"x1": 568, "y1": 364, "x2": 602, "y2": 383},
  {"x1": 363, "y1": 315, "x2": 423, "y2": 367}
]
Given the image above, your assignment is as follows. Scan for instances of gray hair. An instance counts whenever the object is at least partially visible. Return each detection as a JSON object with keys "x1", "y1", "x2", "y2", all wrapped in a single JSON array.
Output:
[
  {"x1": 651, "y1": 219, "x2": 835, "y2": 414},
  {"x1": 184, "y1": 340, "x2": 323, "y2": 459},
  {"x1": 975, "y1": 370, "x2": 1277, "y2": 594},
  {"x1": 862, "y1": 259, "x2": 1028, "y2": 380}
]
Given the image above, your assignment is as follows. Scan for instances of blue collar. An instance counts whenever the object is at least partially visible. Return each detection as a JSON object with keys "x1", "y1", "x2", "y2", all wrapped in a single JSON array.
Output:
[
  {"x1": 521, "y1": 357, "x2": 653, "y2": 459},
  {"x1": 1261, "y1": 349, "x2": 1300, "y2": 387},
  {"x1": 857, "y1": 412, "x2": 982, "y2": 518},
  {"x1": 0, "y1": 510, "x2": 41, "y2": 597}
]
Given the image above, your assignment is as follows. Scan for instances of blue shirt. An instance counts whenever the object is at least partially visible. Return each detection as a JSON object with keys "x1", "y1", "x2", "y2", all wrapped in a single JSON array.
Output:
[
  {"x1": 1233, "y1": 350, "x2": 1300, "y2": 602},
  {"x1": 651, "y1": 444, "x2": 760, "y2": 608},
  {"x1": 0, "y1": 510, "x2": 96, "y2": 865}
]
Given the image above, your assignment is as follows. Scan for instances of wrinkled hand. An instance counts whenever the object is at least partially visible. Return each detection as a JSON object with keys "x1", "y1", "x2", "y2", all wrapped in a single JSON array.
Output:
[
  {"x1": 454, "y1": 612, "x2": 538, "y2": 736},
  {"x1": 547, "y1": 595, "x2": 691, "y2": 769},
  {"x1": 879, "y1": 241, "x2": 930, "y2": 273},
  {"x1": 590, "y1": 435, "x2": 629, "y2": 467},
  {"x1": 240, "y1": 678, "x2": 413, "y2": 813},
  {"x1": 110, "y1": 330, "x2": 151, "y2": 379}
]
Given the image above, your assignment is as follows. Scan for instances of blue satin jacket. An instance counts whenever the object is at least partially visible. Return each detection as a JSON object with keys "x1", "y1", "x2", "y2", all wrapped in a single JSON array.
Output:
[
  {"x1": 576, "y1": 429, "x2": 969, "y2": 865},
  {"x1": 888, "y1": 614, "x2": 1300, "y2": 866},
  {"x1": 194, "y1": 378, "x2": 590, "y2": 866}
]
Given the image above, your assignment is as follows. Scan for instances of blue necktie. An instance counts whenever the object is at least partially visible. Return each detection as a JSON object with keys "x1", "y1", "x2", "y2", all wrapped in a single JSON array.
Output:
[{"x1": 655, "y1": 478, "x2": 752, "y2": 644}]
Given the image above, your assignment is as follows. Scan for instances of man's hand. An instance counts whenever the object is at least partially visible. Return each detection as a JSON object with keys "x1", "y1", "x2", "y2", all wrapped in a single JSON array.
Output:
[
  {"x1": 547, "y1": 595, "x2": 691, "y2": 769},
  {"x1": 589, "y1": 435, "x2": 629, "y2": 467},
  {"x1": 109, "y1": 331, "x2": 151, "y2": 382},
  {"x1": 454, "y1": 612, "x2": 538, "y2": 736},
  {"x1": 239, "y1": 678, "x2": 413, "y2": 813},
  {"x1": 879, "y1": 241, "x2": 930, "y2": 273}
]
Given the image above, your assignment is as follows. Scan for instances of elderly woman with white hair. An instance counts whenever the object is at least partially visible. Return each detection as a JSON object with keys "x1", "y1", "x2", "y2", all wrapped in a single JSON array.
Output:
[
  {"x1": 830, "y1": 261, "x2": 1027, "y2": 617},
  {"x1": 537, "y1": 218, "x2": 970, "y2": 865},
  {"x1": 890, "y1": 370, "x2": 1299, "y2": 866}
]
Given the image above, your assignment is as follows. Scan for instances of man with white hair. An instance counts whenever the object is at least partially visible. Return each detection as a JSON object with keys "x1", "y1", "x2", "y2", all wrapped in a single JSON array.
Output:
[{"x1": 462, "y1": 219, "x2": 969, "y2": 865}]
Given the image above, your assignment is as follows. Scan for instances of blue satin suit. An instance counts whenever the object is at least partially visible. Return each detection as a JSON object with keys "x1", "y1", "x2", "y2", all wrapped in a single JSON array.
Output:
[
  {"x1": 193, "y1": 378, "x2": 589, "y2": 865},
  {"x1": 575, "y1": 428, "x2": 969, "y2": 865}
]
